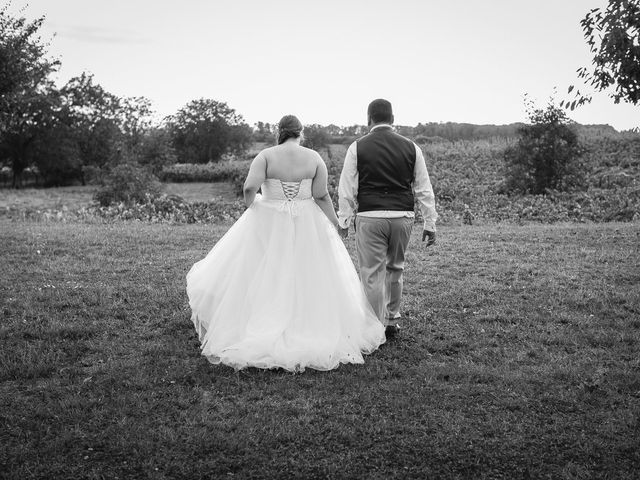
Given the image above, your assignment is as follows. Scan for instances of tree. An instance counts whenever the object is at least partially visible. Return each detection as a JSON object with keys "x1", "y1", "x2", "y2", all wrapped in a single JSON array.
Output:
[
  {"x1": 31, "y1": 119, "x2": 82, "y2": 186},
  {"x1": 117, "y1": 95, "x2": 154, "y2": 157},
  {"x1": 0, "y1": 3, "x2": 60, "y2": 186},
  {"x1": 252, "y1": 121, "x2": 275, "y2": 143},
  {"x1": 302, "y1": 124, "x2": 330, "y2": 151},
  {"x1": 59, "y1": 73, "x2": 123, "y2": 170},
  {"x1": 167, "y1": 99, "x2": 250, "y2": 163},
  {"x1": 0, "y1": 3, "x2": 58, "y2": 109},
  {"x1": 227, "y1": 122, "x2": 253, "y2": 156},
  {"x1": 136, "y1": 127, "x2": 177, "y2": 175},
  {"x1": 564, "y1": 0, "x2": 640, "y2": 109},
  {"x1": 504, "y1": 99, "x2": 585, "y2": 194}
]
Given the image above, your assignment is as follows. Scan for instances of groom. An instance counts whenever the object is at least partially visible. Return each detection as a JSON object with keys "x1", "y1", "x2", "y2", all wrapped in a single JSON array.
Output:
[{"x1": 337, "y1": 99, "x2": 437, "y2": 339}]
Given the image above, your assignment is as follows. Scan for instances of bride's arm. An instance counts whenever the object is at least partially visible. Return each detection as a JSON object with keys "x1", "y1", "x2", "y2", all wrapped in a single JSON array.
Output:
[
  {"x1": 243, "y1": 152, "x2": 267, "y2": 207},
  {"x1": 311, "y1": 154, "x2": 339, "y2": 228}
]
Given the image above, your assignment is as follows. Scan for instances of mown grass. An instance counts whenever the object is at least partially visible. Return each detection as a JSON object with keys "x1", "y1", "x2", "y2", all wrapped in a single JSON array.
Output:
[
  {"x1": 0, "y1": 186, "x2": 96, "y2": 211},
  {"x1": 1, "y1": 219, "x2": 639, "y2": 479}
]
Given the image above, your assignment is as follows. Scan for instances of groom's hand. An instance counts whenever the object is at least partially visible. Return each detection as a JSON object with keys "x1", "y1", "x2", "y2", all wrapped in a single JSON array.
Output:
[{"x1": 422, "y1": 230, "x2": 436, "y2": 247}]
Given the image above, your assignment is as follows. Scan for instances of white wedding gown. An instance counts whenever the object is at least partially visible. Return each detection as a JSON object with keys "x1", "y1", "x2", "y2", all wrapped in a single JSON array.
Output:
[{"x1": 186, "y1": 178, "x2": 385, "y2": 372}]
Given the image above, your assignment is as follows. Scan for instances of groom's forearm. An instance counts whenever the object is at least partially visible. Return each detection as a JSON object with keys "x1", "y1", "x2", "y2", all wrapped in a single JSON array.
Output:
[
  {"x1": 413, "y1": 145, "x2": 437, "y2": 232},
  {"x1": 337, "y1": 195, "x2": 356, "y2": 229}
]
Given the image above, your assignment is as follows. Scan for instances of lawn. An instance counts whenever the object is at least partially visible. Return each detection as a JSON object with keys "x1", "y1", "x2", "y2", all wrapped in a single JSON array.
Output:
[
  {"x1": 1, "y1": 219, "x2": 639, "y2": 479},
  {"x1": 0, "y1": 186, "x2": 96, "y2": 211}
]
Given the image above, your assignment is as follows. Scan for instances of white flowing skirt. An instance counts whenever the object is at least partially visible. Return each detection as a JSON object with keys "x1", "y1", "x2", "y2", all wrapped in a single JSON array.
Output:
[{"x1": 186, "y1": 196, "x2": 385, "y2": 372}]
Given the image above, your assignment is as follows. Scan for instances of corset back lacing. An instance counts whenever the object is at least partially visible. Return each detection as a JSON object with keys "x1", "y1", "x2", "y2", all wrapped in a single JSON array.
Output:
[
  {"x1": 281, "y1": 181, "x2": 301, "y2": 200},
  {"x1": 259, "y1": 179, "x2": 313, "y2": 216}
]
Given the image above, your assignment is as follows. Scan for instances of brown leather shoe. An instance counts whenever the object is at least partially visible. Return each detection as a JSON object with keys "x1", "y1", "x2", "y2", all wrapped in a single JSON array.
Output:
[{"x1": 385, "y1": 324, "x2": 401, "y2": 339}]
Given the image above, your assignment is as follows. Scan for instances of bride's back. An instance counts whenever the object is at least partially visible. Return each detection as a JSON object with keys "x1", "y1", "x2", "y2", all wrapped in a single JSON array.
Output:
[{"x1": 262, "y1": 143, "x2": 319, "y2": 182}]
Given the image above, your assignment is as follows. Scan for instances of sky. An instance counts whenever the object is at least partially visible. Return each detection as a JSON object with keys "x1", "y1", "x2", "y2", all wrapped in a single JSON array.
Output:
[{"x1": 12, "y1": 0, "x2": 639, "y2": 130}]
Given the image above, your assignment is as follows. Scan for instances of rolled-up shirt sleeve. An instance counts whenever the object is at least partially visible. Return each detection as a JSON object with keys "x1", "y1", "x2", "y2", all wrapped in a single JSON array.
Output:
[
  {"x1": 413, "y1": 144, "x2": 438, "y2": 232},
  {"x1": 337, "y1": 141, "x2": 359, "y2": 229}
]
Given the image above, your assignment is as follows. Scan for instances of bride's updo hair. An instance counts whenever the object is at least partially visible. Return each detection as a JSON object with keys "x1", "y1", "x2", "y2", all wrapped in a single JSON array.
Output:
[{"x1": 277, "y1": 115, "x2": 303, "y2": 145}]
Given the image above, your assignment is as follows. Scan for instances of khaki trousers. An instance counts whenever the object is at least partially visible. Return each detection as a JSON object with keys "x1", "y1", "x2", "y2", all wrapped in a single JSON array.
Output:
[{"x1": 355, "y1": 216, "x2": 413, "y2": 325}]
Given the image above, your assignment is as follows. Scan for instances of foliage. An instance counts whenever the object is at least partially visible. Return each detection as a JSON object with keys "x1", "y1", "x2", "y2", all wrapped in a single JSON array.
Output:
[
  {"x1": 4, "y1": 128, "x2": 639, "y2": 226},
  {"x1": 87, "y1": 194, "x2": 245, "y2": 224},
  {"x1": 0, "y1": 3, "x2": 60, "y2": 187},
  {"x1": 503, "y1": 100, "x2": 586, "y2": 194},
  {"x1": 59, "y1": 73, "x2": 154, "y2": 169},
  {"x1": 252, "y1": 121, "x2": 276, "y2": 142},
  {"x1": 566, "y1": 0, "x2": 640, "y2": 109},
  {"x1": 413, "y1": 122, "x2": 522, "y2": 141},
  {"x1": 93, "y1": 163, "x2": 161, "y2": 206},
  {"x1": 0, "y1": 89, "x2": 60, "y2": 186},
  {"x1": 118, "y1": 95, "x2": 154, "y2": 154},
  {"x1": 136, "y1": 128, "x2": 177, "y2": 175},
  {"x1": 302, "y1": 124, "x2": 331, "y2": 151},
  {"x1": 0, "y1": 2, "x2": 59, "y2": 119},
  {"x1": 1, "y1": 193, "x2": 246, "y2": 224},
  {"x1": 166, "y1": 99, "x2": 252, "y2": 164},
  {"x1": 0, "y1": 31, "x2": 159, "y2": 186},
  {"x1": 159, "y1": 160, "x2": 249, "y2": 195},
  {"x1": 31, "y1": 121, "x2": 83, "y2": 186},
  {"x1": 286, "y1": 122, "x2": 540, "y2": 145}
]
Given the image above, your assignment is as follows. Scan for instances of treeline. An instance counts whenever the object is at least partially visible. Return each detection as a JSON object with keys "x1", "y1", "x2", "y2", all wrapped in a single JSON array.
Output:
[
  {"x1": 0, "y1": 4, "x2": 630, "y2": 189},
  {"x1": 254, "y1": 122, "x2": 527, "y2": 145},
  {"x1": 254, "y1": 121, "x2": 622, "y2": 146},
  {"x1": 0, "y1": 5, "x2": 256, "y2": 188}
]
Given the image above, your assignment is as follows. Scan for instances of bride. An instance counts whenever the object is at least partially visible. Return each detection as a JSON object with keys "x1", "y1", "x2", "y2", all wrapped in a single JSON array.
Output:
[{"x1": 186, "y1": 115, "x2": 385, "y2": 372}]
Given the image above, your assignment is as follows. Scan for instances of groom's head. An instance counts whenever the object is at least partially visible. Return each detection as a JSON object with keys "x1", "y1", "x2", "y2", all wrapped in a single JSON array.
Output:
[{"x1": 367, "y1": 99, "x2": 394, "y2": 127}]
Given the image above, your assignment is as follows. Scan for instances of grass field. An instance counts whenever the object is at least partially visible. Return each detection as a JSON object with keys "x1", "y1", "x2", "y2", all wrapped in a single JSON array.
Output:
[{"x1": 1, "y1": 218, "x2": 639, "y2": 479}]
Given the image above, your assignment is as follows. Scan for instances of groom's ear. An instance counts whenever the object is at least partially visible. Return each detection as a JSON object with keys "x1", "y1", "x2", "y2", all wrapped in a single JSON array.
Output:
[
  {"x1": 390, "y1": 114, "x2": 395, "y2": 125},
  {"x1": 367, "y1": 115, "x2": 373, "y2": 126}
]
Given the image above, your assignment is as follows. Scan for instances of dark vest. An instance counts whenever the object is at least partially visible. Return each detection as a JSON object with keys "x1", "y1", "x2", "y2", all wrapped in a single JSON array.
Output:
[{"x1": 356, "y1": 126, "x2": 416, "y2": 212}]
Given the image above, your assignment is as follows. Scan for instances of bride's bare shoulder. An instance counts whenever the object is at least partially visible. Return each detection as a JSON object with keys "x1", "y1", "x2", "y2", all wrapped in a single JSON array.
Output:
[
  {"x1": 257, "y1": 145, "x2": 278, "y2": 156},
  {"x1": 298, "y1": 145, "x2": 324, "y2": 159}
]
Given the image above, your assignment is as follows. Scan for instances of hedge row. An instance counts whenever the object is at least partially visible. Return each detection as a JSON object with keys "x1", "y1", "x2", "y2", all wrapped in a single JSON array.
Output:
[
  {"x1": 3, "y1": 188, "x2": 638, "y2": 225},
  {"x1": 158, "y1": 161, "x2": 249, "y2": 196}
]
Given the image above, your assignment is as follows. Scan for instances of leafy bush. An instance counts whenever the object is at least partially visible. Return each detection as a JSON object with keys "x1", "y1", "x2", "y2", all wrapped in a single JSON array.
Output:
[
  {"x1": 94, "y1": 163, "x2": 162, "y2": 206},
  {"x1": 504, "y1": 102, "x2": 586, "y2": 194},
  {"x1": 89, "y1": 194, "x2": 245, "y2": 223},
  {"x1": 1, "y1": 194, "x2": 246, "y2": 224},
  {"x1": 6, "y1": 187, "x2": 636, "y2": 225},
  {"x1": 81, "y1": 165, "x2": 103, "y2": 185},
  {"x1": 421, "y1": 138, "x2": 508, "y2": 203}
]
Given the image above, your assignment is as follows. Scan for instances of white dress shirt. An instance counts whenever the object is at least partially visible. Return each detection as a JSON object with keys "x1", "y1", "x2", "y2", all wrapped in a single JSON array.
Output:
[{"x1": 337, "y1": 125, "x2": 438, "y2": 232}]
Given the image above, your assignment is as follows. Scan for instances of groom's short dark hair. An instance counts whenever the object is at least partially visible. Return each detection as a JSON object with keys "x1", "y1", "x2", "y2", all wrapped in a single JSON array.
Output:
[{"x1": 367, "y1": 99, "x2": 393, "y2": 124}]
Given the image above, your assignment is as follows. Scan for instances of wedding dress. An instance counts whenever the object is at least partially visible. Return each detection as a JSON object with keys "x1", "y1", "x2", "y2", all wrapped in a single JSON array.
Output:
[{"x1": 186, "y1": 178, "x2": 385, "y2": 372}]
